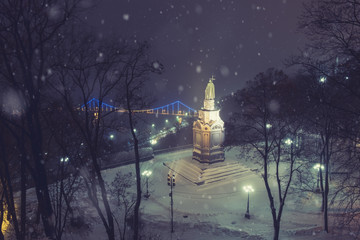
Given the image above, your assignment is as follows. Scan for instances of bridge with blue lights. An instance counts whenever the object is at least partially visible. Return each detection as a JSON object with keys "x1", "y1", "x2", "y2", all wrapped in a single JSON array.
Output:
[{"x1": 80, "y1": 98, "x2": 198, "y2": 117}]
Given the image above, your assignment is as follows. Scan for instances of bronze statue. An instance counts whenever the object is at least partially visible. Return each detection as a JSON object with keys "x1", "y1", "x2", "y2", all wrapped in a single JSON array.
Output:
[{"x1": 205, "y1": 76, "x2": 215, "y2": 100}]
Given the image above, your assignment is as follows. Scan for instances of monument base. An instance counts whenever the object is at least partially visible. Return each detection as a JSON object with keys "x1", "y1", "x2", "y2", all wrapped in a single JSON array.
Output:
[
  {"x1": 192, "y1": 146, "x2": 225, "y2": 164},
  {"x1": 164, "y1": 156, "x2": 253, "y2": 186}
]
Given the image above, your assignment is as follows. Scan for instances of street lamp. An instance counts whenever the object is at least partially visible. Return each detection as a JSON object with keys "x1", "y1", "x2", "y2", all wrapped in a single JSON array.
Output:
[
  {"x1": 313, "y1": 163, "x2": 324, "y2": 193},
  {"x1": 60, "y1": 157, "x2": 69, "y2": 163},
  {"x1": 319, "y1": 76, "x2": 327, "y2": 83},
  {"x1": 142, "y1": 170, "x2": 152, "y2": 199},
  {"x1": 243, "y1": 185, "x2": 254, "y2": 219},
  {"x1": 285, "y1": 138, "x2": 293, "y2": 145}
]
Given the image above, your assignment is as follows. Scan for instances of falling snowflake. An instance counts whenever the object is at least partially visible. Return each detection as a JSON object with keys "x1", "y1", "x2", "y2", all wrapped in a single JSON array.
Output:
[
  {"x1": 195, "y1": 4, "x2": 203, "y2": 14},
  {"x1": 268, "y1": 100, "x2": 280, "y2": 113},
  {"x1": 220, "y1": 65, "x2": 230, "y2": 77},
  {"x1": 196, "y1": 65, "x2": 202, "y2": 73},
  {"x1": 153, "y1": 62, "x2": 160, "y2": 69},
  {"x1": 123, "y1": 14, "x2": 130, "y2": 21},
  {"x1": 1, "y1": 89, "x2": 25, "y2": 117},
  {"x1": 96, "y1": 52, "x2": 104, "y2": 62},
  {"x1": 47, "y1": 5, "x2": 61, "y2": 20},
  {"x1": 178, "y1": 85, "x2": 184, "y2": 94}
]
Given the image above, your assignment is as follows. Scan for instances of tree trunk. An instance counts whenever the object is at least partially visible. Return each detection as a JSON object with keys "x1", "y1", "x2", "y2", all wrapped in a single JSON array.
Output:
[
  {"x1": 34, "y1": 175, "x2": 55, "y2": 239},
  {"x1": 273, "y1": 221, "x2": 280, "y2": 240},
  {"x1": 133, "y1": 137, "x2": 142, "y2": 240},
  {"x1": 324, "y1": 164, "x2": 329, "y2": 232},
  {"x1": 33, "y1": 157, "x2": 55, "y2": 238},
  {"x1": 29, "y1": 109, "x2": 55, "y2": 239},
  {"x1": 94, "y1": 162, "x2": 115, "y2": 240},
  {"x1": 125, "y1": 82, "x2": 142, "y2": 240},
  {"x1": 320, "y1": 169, "x2": 324, "y2": 212},
  {"x1": 20, "y1": 154, "x2": 26, "y2": 240},
  {"x1": 319, "y1": 151, "x2": 325, "y2": 212}
]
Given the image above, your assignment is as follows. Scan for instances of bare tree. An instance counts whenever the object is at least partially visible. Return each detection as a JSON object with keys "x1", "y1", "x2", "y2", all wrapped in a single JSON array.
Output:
[
  {"x1": 226, "y1": 68, "x2": 303, "y2": 240},
  {"x1": 50, "y1": 28, "x2": 160, "y2": 239},
  {"x1": 0, "y1": 1, "x2": 84, "y2": 238},
  {"x1": 50, "y1": 32, "x2": 128, "y2": 240},
  {"x1": 299, "y1": 0, "x2": 360, "y2": 65},
  {"x1": 110, "y1": 172, "x2": 136, "y2": 240},
  {"x1": 0, "y1": 114, "x2": 29, "y2": 240},
  {"x1": 119, "y1": 42, "x2": 162, "y2": 240},
  {"x1": 287, "y1": 0, "x2": 360, "y2": 233}
]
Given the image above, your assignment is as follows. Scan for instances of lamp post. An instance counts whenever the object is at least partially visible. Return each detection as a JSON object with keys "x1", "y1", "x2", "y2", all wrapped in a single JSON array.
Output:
[
  {"x1": 285, "y1": 138, "x2": 293, "y2": 146},
  {"x1": 313, "y1": 163, "x2": 324, "y2": 193},
  {"x1": 243, "y1": 185, "x2": 254, "y2": 219},
  {"x1": 142, "y1": 170, "x2": 152, "y2": 199},
  {"x1": 162, "y1": 162, "x2": 182, "y2": 234},
  {"x1": 169, "y1": 174, "x2": 175, "y2": 233}
]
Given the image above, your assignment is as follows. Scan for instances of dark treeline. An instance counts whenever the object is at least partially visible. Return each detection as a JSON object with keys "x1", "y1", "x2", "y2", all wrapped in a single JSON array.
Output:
[
  {"x1": 0, "y1": 1, "x2": 161, "y2": 240},
  {"x1": 221, "y1": 1, "x2": 360, "y2": 239}
]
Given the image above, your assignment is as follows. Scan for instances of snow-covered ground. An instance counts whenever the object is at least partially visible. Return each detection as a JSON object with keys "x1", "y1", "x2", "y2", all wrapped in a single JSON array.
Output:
[
  {"x1": 61, "y1": 147, "x2": 353, "y2": 240},
  {"x1": 8, "y1": 148, "x2": 353, "y2": 239}
]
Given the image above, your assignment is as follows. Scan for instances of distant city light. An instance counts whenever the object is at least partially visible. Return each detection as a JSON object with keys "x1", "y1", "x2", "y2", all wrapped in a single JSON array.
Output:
[
  {"x1": 266, "y1": 123, "x2": 272, "y2": 129},
  {"x1": 150, "y1": 139, "x2": 157, "y2": 145},
  {"x1": 109, "y1": 134, "x2": 115, "y2": 140},
  {"x1": 152, "y1": 123, "x2": 155, "y2": 127},
  {"x1": 134, "y1": 129, "x2": 137, "y2": 132},
  {"x1": 285, "y1": 138, "x2": 293, "y2": 145},
  {"x1": 165, "y1": 119, "x2": 169, "y2": 123}
]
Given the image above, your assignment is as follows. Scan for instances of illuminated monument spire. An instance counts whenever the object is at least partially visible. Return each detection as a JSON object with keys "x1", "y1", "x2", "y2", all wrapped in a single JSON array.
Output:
[{"x1": 193, "y1": 76, "x2": 225, "y2": 163}]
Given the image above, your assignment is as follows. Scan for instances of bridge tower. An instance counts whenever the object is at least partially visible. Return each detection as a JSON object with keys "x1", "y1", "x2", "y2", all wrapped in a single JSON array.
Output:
[{"x1": 193, "y1": 76, "x2": 225, "y2": 164}]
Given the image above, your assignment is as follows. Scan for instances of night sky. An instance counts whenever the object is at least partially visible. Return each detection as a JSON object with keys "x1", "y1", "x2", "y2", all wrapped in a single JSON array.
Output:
[{"x1": 87, "y1": 0, "x2": 307, "y2": 108}]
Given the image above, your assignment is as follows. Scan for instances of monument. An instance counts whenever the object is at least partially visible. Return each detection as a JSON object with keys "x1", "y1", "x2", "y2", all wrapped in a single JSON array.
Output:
[
  {"x1": 163, "y1": 76, "x2": 249, "y2": 186},
  {"x1": 193, "y1": 76, "x2": 225, "y2": 163}
]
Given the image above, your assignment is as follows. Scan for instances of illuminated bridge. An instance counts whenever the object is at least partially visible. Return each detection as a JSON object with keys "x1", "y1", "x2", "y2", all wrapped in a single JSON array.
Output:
[{"x1": 80, "y1": 98, "x2": 198, "y2": 117}]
